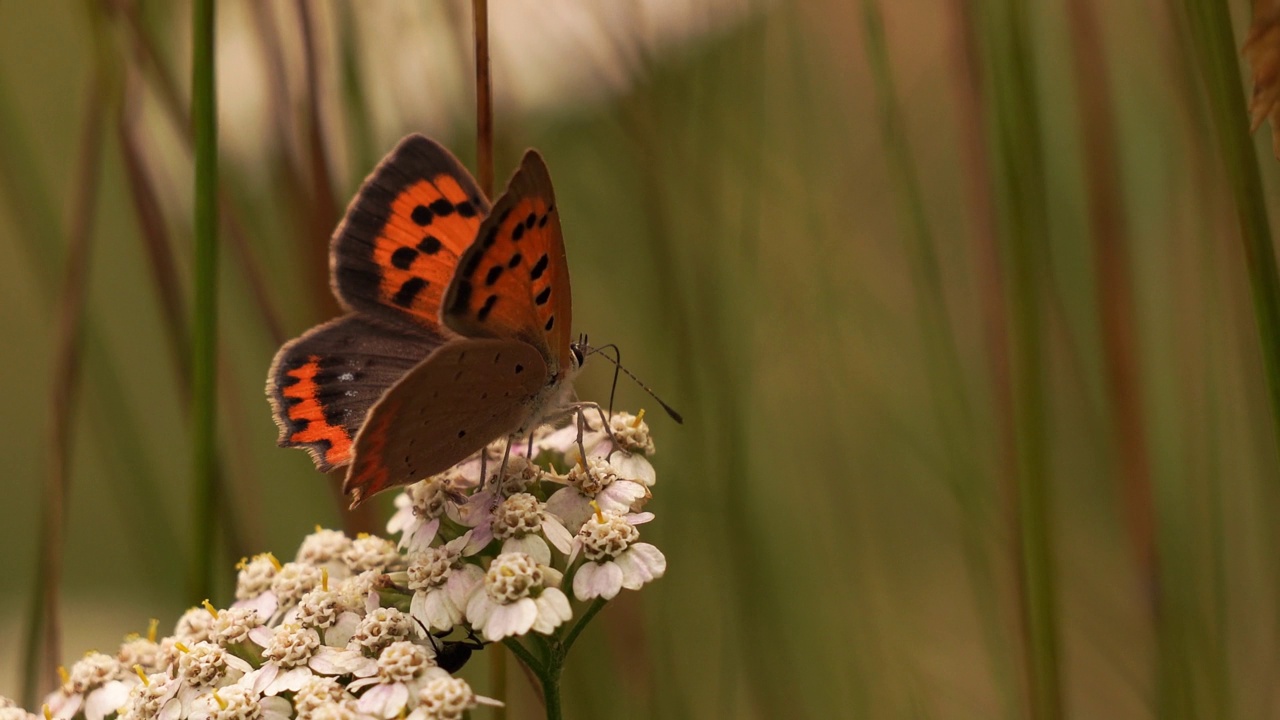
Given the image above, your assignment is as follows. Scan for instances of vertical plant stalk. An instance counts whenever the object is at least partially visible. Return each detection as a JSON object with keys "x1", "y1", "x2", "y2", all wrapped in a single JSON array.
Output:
[
  {"x1": 119, "y1": 71, "x2": 190, "y2": 383},
  {"x1": 336, "y1": 0, "x2": 376, "y2": 184},
  {"x1": 190, "y1": 0, "x2": 220, "y2": 603},
  {"x1": 21, "y1": 75, "x2": 107, "y2": 709},
  {"x1": 860, "y1": 3, "x2": 1016, "y2": 717},
  {"x1": 470, "y1": 2, "x2": 504, "y2": 713},
  {"x1": 474, "y1": 0, "x2": 494, "y2": 198},
  {"x1": 1182, "y1": 0, "x2": 1280, "y2": 460},
  {"x1": 1063, "y1": 0, "x2": 1159, "y2": 625},
  {"x1": 945, "y1": 4, "x2": 1024, "y2": 714},
  {"x1": 976, "y1": 0, "x2": 1062, "y2": 715}
]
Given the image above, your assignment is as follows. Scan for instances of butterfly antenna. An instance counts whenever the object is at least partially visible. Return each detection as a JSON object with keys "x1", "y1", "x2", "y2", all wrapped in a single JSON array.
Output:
[{"x1": 582, "y1": 342, "x2": 684, "y2": 424}]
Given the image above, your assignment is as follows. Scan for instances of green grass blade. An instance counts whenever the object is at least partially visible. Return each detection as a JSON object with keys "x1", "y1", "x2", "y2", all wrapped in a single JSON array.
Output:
[
  {"x1": 1181, "y1": 0, "x2": 1280, "y2": 460},
  {"x1": 975, "y1": 0, "x2": 1062, "y2": 715},
  {"x1": 189, "y1": 0, "x2": 219, "y2": 603},
  {"x1": 860, "y1": 2, "x2": 1017, "y2": 716}
]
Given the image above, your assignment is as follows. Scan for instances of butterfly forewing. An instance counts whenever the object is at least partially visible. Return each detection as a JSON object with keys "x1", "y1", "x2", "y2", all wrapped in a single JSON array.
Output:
[
  {"x1": 443, "y1": 150, "x2": 574, "y2": 374},
  {"x1": 333, "y1": 135, "x2": 491, "y2": 332},
  {"x1": 344, "y1": 338, "x2": 549, "y2": 503},
  {"x1": 268, "y1": 314, "x2": 445, "y2": 471}
]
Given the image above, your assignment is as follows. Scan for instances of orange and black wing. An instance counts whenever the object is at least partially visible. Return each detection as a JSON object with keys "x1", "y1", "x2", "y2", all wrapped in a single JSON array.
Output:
[
  {"x1": 333, "y1": 134, "x2": 490, "y2": 333},
  {"x1": 267, "y1": 314, "x2": 442, "y2": 471},
  {"x1": 442, "y1": 150, "x2": 574, "y2": 374}
]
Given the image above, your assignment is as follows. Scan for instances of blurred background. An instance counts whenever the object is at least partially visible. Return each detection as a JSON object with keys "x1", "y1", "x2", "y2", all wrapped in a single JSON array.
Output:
[{"x1": 3, "y1": 0, "x2": 1280, "y2": 717}]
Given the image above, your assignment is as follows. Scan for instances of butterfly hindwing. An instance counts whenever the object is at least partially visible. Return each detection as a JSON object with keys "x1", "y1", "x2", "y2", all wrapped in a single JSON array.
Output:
[
  {"x1": 443, "y1": 150, "x2": 574, "y2": 374},
  {"x1": 268, "y1": 314, "x2": 444, "y2": 471},
  {"x1": 332, "y1": 134, "x2": 491, "y2": 331},
  {"x1": 344, "y1": 338, "x2": 548, "y2": 503}
]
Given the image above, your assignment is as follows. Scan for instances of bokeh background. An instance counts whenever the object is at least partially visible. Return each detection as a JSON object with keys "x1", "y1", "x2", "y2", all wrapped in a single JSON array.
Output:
[{"x1": 4, "y1": 0, "x2": 1280, "y2": 717}]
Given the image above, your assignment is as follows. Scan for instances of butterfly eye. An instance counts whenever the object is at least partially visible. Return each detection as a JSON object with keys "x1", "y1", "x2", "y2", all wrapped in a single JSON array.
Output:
[{"x1": 570, "y1": 344, "x2": 585, "y2": 370}]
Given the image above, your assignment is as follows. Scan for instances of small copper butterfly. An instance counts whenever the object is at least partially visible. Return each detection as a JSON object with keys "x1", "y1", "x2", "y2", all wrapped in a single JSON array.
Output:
[{"x1": 267, "y1": 135, "x2": 580, "y2": 506}]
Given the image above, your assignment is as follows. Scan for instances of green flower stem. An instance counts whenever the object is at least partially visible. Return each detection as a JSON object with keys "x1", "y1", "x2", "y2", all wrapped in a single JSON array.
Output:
[
  {"x1": 501, "y1": 637, "x2": 544, "y2": 675},
  {"x1": 503, "y1": 635, "x2": 560, "y2": 718},
  {"x1": 561, "y1": 598, "x2": 606, "y2": 655},
  {"x1": 498, "y1": 599, "x2": 606, "y2": 720}
]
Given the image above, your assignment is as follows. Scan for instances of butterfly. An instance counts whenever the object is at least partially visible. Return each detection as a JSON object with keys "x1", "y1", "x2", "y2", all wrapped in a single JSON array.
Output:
[{"x1": 267, "y1": 135, "x2": 580, "y2": 506}]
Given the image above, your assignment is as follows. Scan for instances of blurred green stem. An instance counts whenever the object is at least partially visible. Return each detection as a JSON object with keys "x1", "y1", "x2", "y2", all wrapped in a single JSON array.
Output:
[
  {"x1": 189, "y1": 0, "x2": 219, "y2": 603},
  {"x1": 1181, "y1": 0, "x2": 1280, "y2": 459},
  {"x1": 976, "y1": 0, "x2": 1062, "y2": 715},
  {"x1": 859, "y1": 3, "x2": 1016, "y2": 717}
]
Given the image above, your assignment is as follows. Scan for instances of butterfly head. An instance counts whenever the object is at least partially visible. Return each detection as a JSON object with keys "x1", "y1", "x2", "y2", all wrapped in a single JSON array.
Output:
[{"x1": 570, "y1": 333, "x2": 589, "y2": 372}]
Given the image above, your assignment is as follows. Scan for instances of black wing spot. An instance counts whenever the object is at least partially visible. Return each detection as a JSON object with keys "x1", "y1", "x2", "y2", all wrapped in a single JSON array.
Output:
[
  {"x1": 481, "y1": 226, "x2": 499, "y2": 249},
  {"x1": 453, "y1": 370, "x2": 463, "y2": 381},
  {"x1": 514, "y1": 364, "x2": 525, "y2": 374},
  {"x1": 525, "y1": 212, "x2": 537, "y2": 229},
  {"x1": 418, "y1": 235, "x2": 442, "y2": 254},
  {"x1": 456, "y1": 201, "x2": 477, "y2": 218},
  {"x1": 530, "y1": 254, "x2": 549, "y2": 280},
  {"x1": 428, "y1": 199, "x2": 455, "y2": 216},
  {"x1": 538, "y1": 214, "x2": 549, "y2": 228},
  {"x1": 535, "y1": 287, "x2": 551, "y2": 305},
  {"x1": 392, "y1": 277, "x2": 427, "y2": 307},
  {"x1": 498, "y1": 208, "x2": 512, "y2": 224},
  {"x1": 457, "y1": 429, "x2": 467, "y2": 438},
  {"x1": 411, "y1": 205, "x2": 433, "y2": 225},
  {"x1": 493, "y1": 353, "x2": 501, "y2": 363},
  {"x1": 508, "y1": 252, "x2": 523, "y2": 268},
  {"x1": 512, "y1": 223, "x2": 525, "y2": 242},
  {"x1": 485, "y1": 265, "x2": 504, "y2": 286},
  {"x1": 545, "y1": 315, "x2": 555, "y2": 331},
  {"x1": 477, "y1": 294, "x2": 498, "y2": 321},
  {"x1": 481, "y1": 392, "x2": 488, "y2": 400},
  {"x1": 391, "y1": 246, "x2": 418, "y2": 270}
]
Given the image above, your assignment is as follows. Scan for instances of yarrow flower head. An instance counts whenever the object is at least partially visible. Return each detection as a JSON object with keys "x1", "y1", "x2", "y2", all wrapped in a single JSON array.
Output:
[
  {"x1": 403, "y1": 536, "x2": 485, "y2": 634},
  {"x1": 187, "y1": 684, "x2": 291, "y2": 720},
  {"x1": 348, "y1": 641, "x2": 445, "y2": 717},
  {"x1": 116, "y1": 672, "x2": 179, "y2": 720},
  {"x1": 343, "y1": 534, "x2": 402, "y2": 574},
  {"x1": 46, "y1": 651, "x2": 133, "y2": 720},
  {"x1": 386, "y1": 475, "x2": 453, "y2": 551},
  {"x1": 570, "y1": 509, "x2": 667, "y2": 601},
  {"x1": 6, "y1": 408, "x2": 669, "y2": 720},
  {"x1": 177, "y1": 640, "x2": 254, "y2": 689},
  {"x1": 409, "y1": 676, "x2": 502, "y2": 720},
  {"x1": 464, "y1": 492, "x2": 573, "y2": 564},
  {"x1": 235, "y1": 553, "x2": 281, "y2": 601},
  {"x1": 465, "y1": 552, "x2": 571, "y2": 642},
  {"x1": 117, "y1": 628, "x2": 164, "y2": 675},
  {"x1": 546, "y1": 457, "x2": 650, "y2": 532},
  {"x1": 297, "y1": 527, "x2": 354, "y2": 579}
]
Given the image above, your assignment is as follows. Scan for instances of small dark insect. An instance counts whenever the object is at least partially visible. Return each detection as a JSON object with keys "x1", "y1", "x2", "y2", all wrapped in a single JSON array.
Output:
[{"x1": 428, "y1": 628, "x2": 487, "y2": 673}]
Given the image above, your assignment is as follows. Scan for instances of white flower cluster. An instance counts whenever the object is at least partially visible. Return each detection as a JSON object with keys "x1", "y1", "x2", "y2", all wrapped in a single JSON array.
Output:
[{"x1": 17, "y1": 411, "x2": 666, "y2": 720}]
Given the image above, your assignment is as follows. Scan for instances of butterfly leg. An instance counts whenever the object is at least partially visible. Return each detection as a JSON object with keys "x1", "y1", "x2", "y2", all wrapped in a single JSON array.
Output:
[
  {"x1": 566, "y1": 401, "x2": 622, "y2": 461},
  {"x1": 525, "y1": 432, "x2": 535, "y2": 460},
  {"x1": 574, "y1": 406, "x2": 589, "y2": 465},
  {"x1": 479, "y1": 450, "x2": 489, "y2": 491},
  {"x1": 496, "y1": 435, "x2": 515, "y2": 484}
]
